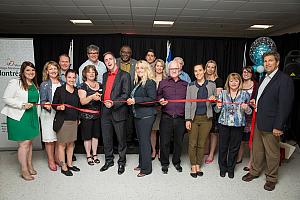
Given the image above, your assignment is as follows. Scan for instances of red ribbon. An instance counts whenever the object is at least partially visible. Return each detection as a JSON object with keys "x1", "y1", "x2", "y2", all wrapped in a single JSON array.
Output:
[
  {"x1": 35, "y1": 103, "x2": 100, "y2": 114},
  {"x1": 249, "y1": 110, "x2": 256, "y2": 149}
]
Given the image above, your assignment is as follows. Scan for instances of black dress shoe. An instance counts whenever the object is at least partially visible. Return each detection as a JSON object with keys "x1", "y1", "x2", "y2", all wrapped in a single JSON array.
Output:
[
  {"x1": 220, "y1": 171, "x2": 226, "y2": 177},
  {"x1": 162, "y1": 166, "x2": 168, "y2": 174},
  {"x1": 68, "y1": 166, "x2": 80, "y2": 172},
  {"x1": 100, "y1": 162, "x2": 114, "y2": 172},
  {"x1": 197, "y1": 171, "x2": 204, "y2": 176},
  {"x1": 228, "y1": 172, "x2": 234, "y2": 179},
  {"x1": 174, "y1": 164, "x2": 182, "y2": 172},
  {"x1": 61, "y1": 169, "x2": 73, "y2": 176},
  {"x1": 236, "y1": 159, "x2": 242, "y2": 164},
  {"x1": 118, "y1": 165, "x2": 125, "y2": 175},
  {"x1": 190, "y1": 172, "x2": 197, "y2": 178}
]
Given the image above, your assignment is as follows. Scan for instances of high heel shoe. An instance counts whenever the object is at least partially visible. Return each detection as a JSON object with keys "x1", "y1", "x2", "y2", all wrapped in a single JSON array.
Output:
[
  {"x1": 28, "y1": 168, "x2": 37, "y2": 175},
  {"x1": 21, "y1": 171, "x2": 34, "y2": 181},
  {"x1": 190, "y1": 172, "x2": 197, "y2": 178},
  {"x1": 48, "y1": 161, "x2": 57, "y2": 171}
]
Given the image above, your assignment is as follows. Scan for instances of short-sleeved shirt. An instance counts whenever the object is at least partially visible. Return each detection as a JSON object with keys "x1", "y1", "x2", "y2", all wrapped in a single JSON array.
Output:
[{"x1": 78, "y1": 82, "x2": 102, "y2": 119}]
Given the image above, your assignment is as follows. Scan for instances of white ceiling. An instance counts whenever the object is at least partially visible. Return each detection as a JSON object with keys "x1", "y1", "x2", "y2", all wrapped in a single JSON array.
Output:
[{"x1": 0, "y1": 0, "x2": 300, "y2": 37}]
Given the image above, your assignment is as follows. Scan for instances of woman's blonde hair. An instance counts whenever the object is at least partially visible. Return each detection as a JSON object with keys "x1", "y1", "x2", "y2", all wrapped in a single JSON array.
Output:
[
  {"x1": 224, "y1": 73, "x2": 243, "y2": 91},
  {"x1": 205, "y1": 60, "x2": 219, "y2": 79},
  {"x1": 42, "y1": 61, "x2": 61, "y2": 81},
  {"x1": 134, "y1": 60, "x2": 155, "y2": 86},
  {"x1": 153, "y1": 59, "x2": 167, "y2": 79}
]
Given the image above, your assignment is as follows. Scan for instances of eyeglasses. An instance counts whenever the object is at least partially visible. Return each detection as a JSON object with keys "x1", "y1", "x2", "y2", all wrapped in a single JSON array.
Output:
[{"x1": 88, "y1": 52, "x2": 99, "y2": 55}]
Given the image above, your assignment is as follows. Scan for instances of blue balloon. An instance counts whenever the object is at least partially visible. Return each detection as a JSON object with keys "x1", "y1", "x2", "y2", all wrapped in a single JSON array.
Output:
[
  {"x1": 252, "y1": 65, "x2": 258, "y2": 73},
  {"x1": 253, "y1": 44, "x2": 271, "y2": 66}
]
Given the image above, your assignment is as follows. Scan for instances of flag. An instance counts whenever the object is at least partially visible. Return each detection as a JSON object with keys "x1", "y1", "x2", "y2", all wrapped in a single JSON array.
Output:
[
  {"x1": 242, "y1": 42, "x2": 247, "y2": 67},
  {"x1": 165, "y1": 40, "x2": 172, "y2": 74},
  {"x1": 68, "y1": 39, "x2": 73, "y2": 69}
]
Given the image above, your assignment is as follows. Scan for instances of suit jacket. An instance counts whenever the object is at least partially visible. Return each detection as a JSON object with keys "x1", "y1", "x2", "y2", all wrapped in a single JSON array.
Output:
[
  {"x1": 256, "y1": 70, "x2": 294, "y2": 132},
  {"x1": 101, "y1": 69, "x2": 131, "y2": 121},
  {"x1": 52, "y1": 84, "x2": 79, "y2": 132},
  {"x1": 116, "y1": 58, "x2": 137, "y2": 85},
  {"x1": 131, "y1": 79, "x2": 157, "y2": 118},
  {"x1": 1, "y1": 79, "x2": 40, "y2": 121},
  {"x1": 40, "y1": 79, "x2": 63, "y2": 113}
]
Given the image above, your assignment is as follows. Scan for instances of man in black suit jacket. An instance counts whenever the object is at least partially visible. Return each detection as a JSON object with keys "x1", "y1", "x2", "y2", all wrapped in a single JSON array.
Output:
[
  {"x1": 242, "y1": 51, "x2": 294, "y2": 191},
  {"x1": 116, "y1": 45, "x2": 137, "y2": 147},
  {"x1": 100, "y1": 52, "x2": 131, "y2": 175}
]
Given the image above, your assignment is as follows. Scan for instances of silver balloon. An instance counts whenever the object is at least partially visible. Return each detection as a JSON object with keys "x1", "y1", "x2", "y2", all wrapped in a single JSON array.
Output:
[{"x1": 249, "y1": 37, "x2": 277, "y2": 65}]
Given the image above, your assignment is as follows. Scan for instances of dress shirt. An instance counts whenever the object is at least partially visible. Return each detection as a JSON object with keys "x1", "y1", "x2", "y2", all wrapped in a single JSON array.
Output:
[
  {"x1": 157, "y1": 77, "x2": 188, "y2": 117},
  {"x1": 104, "y1": 67, "x2": 118, "y2": 101}
]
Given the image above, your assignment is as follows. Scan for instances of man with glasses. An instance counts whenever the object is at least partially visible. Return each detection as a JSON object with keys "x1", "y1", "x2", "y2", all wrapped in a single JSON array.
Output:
[
  {"x1": 79, "y1": 44, "x2": 107, "y2": 84},
  {"x1": 157, "y1": 60, "x2": 188, "y2": 174},
  {"x1": 173, "y1": 57, "x2": 191, "y2": 83}
]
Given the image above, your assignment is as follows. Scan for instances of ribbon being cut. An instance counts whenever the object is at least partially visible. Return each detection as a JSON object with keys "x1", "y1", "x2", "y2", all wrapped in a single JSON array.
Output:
[{"x1": 35, "y1": 99, "x2": 256, "y2": 148}]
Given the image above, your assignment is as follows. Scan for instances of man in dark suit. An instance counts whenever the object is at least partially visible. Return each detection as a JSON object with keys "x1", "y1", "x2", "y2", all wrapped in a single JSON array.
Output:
[
  {"x1": 100, "y1": 52, "x2": 131, "y2": 175},
  {"x1": 116, "y1": 45, "x2": 137, "y2": 147},
  {"x1": 242, "y1": 51, "x2": 294, "y2": 191}
]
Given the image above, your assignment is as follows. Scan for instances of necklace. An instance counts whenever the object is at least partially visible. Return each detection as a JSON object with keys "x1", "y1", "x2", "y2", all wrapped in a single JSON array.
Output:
[{"x1": 87, "y1": 81, "x2": 97, "y2": 89}]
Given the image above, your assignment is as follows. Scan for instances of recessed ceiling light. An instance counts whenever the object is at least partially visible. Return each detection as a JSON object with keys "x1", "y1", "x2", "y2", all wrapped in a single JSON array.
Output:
[
  {"x1": 153, "y1": 21, "x2": 174, "y2": 27},
  {"x1": 248, "y1": 24, "x2": 273, "y2": 29},
  {"x1": 70, "y1": 20, "x2": 93, "y2": 24}
]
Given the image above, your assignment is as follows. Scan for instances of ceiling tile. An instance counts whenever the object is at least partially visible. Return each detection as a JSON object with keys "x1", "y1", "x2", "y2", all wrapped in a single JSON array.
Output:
[
  {"x1": 72, "y1": 0, "x2": 102, "y2": 6},
  {"x1": 180, "y1": 9, "x2": 208, "y2": 17},
  {"x1": 158, "y1": 0, "x2": 189, "y2": 8},
  {"x1": 212, "y1": 1, "x2": 247, "y2": 10},
  {"x1": 106, "y1": 6, "x2": 131, "y2": 14},
  {"x1": 86, "y1": 14, "x2": 110, "y2": 20},
  {"x1": 132, "y1": 15, "x2": 154, "y2": 20},
  {"x1": 44, "y1": 0, "x2": 76, "y2": 6},
  {"x1": 130, "y1": 0, "x2": 159, "y2": 7},
  {"x1": 156, "y1": 8, "x2": 182, "y2": 16},
  {"x1": 110, "y1": 14, "x2": 132, "y2": 20},
  {"x1": 154, "y1": 15, "x2": 177, "y2": 21},
  {"x1": 186, "y1": 0, "x2": 218, "y2": 9},
  {"x1": 101, "y1": 0, "x2": 130, "y2": 7},
  {"x1": 79, "y1": 6, "x2": 107, "y2": 15},
  {"x1": 54, "y1": 6, "x2": 84, "y2": 15},
  {"x1": 132, "y1": 7, "x2": 156, "y2": 15}
]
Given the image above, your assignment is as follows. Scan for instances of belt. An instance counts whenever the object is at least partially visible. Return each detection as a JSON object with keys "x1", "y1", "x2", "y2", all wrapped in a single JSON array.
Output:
[{"x1": 163, "y1": 113, "x2": 184, "y2": 119}]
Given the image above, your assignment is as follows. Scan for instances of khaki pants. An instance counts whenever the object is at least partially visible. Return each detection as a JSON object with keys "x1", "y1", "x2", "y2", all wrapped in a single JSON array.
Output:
[
  {"x1": 250, "y1": 124, "x2": 280, "y2": 183},
  {"x1": 188, "y1": 115, "x2": 212, "y2": 165}
]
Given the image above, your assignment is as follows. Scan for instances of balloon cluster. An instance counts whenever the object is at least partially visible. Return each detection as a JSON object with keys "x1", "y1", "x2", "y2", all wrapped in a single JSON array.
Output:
[{"x1": 249, "y1": 37, "x2": 277, "y2": 76}]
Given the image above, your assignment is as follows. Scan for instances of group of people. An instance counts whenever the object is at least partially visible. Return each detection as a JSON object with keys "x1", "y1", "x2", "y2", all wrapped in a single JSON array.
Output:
[{"x1": 1, "y1": 45, "x2": 294, "y2": 191}]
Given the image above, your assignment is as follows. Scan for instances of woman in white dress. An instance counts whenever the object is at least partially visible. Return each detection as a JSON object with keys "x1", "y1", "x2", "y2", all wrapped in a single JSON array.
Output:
[{"x1": 40, "y1": 61, "x2": 62, "y2": 171}]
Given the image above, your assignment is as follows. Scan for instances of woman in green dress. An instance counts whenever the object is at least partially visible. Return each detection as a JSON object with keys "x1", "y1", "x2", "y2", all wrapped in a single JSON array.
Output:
[{"x1": 1, "y1": 61, "x2": 40, "y2": 181}]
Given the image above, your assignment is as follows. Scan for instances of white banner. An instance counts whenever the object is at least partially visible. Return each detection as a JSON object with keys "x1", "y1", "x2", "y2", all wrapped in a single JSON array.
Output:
[{"x1": 0, "y1": 38, "x2": 42, "y2": 150}]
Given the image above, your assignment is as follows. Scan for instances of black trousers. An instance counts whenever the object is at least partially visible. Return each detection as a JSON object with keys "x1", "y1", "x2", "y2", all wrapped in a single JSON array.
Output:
[
  {"x1": 159, "y1": 114, "x2": 185, "y2": 167},
  {"x1": 101, "y1": 108, "x2": 127, "y2": 166},
  {"x1": 135, "y1": 116, "x2": 155, "y2": 175},
  {"x1": 218, "y1": 124, "x2": 243, "y2": 173}
]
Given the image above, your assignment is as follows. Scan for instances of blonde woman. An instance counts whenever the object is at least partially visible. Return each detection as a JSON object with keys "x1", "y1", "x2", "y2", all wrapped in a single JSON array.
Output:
[
  {"x1": 151, "y1": 59, "x2": 167, "y2": 160},
  {"x1": 40, "y1": 61, "x2": 62, "y2": 171},
  {"x1": 205, "y1": 60, "x2": 223, "y2": 164},
  {"x1": 1, "y1": 61, "x2": 40, "y2": 181},
  {"x1": 127, "y1": 60, "x2": 157, "y2": 177},
  {"x1": 215, "y1": 73, "x2": 251, "y2": 178}
]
